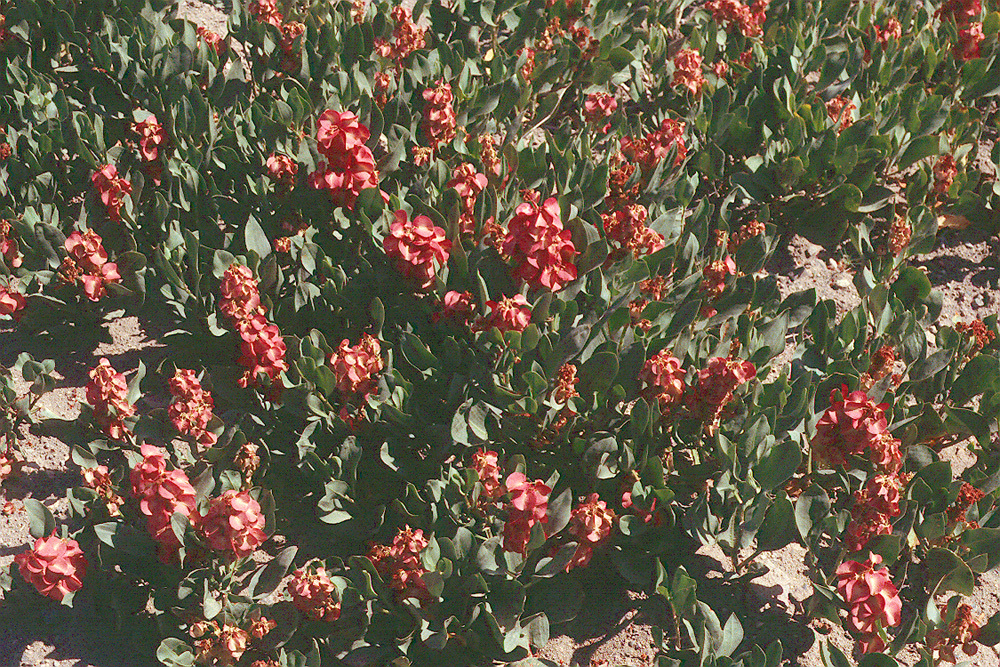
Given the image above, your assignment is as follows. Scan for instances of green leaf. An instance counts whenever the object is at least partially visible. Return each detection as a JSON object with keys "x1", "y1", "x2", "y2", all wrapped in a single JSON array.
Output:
[
  {"x1": 898, "y1": 135, "x2": 940, "y2": 169},
  {"x1": 754, "y1": 440, "x2": 801, "y2": 490},
  {"x1": 157, "y1": 639, "x2": 195, "y2": 667},
  {"x1": 245, "y1": 216, "x2": 271, "y2": 258},
  {"x1": 925, "y1": 547, "x2": 975, "y2": 595},
  {"x1": 757, "y1": 496, "x2": 796, "y2": 552},
  {"x1": 24, "y1": 499, "x2": 55, "y2": 540}
]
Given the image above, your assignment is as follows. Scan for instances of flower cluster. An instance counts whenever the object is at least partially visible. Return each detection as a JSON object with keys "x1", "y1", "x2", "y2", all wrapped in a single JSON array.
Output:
[
  {"x1": 639, "y1": 351, "x2": 687, "y2": 415},
  {"x1": 383, "y1": 210, "x2": 451, "y2": 290},
  {"x1": 199, "y1": 490, "x2": 267, "y2": 559},
  {"x1": 726, "y1": 219, "x2": 765, "y2": 253},
  {"x1": 328, "y1": 333, "x2": 384, "y2": 403},
  {"x1": 218, "y1": 264, "x2": 288, "y2": 395},
  {"x1": 289, "y1": 564, "x2": 342, "y2": 622},
  {"x1": 825, "y1": 96, "x2": 856, "y2": 132},
  {"x1": 948, "y1": 481, "x2": 985, "y2": 525},
  {"x1": 278, "y1": 21, "x2": 305, "y2": 71},
  {"x1": 934, "y1": 154, "x2": 958, "y2": 195},
  {"x1": 687, "y1": 356, "x2": 755, "y2": 430},
  {"x1": 705, "y1": 0, "x2": 768, "y2": 37},
  {"x1": 502, "y1": 197, "x2": 578, "y2": 292},
  {"x1": 234, "y1": 442, "x2": 262, "y2": 483},
  {"x1": 482, "y1": 294, "x2": 532, "y2": 333},
  {"x1": 0, "y1": 219, "x2": 21, "y2": 269},
  {"x1": 926, "y1": 602, "x2": 983, "y2": 663},
  {"x1": 309, "y1": 110, "x2": 380, "y2": 210},
  {"x1": 196, "y1": 26, "x2": 226, "y2": 56},
  {"x1": 700, "y1": 256, "x2": 736, "y2": 316},
  {"x1": 86, "y1": 358, "x2": 134, "y2": 440},
  {"x1": 502, "y1": 472, "x2": 551, "y2": 555},
  {"x1": 937, "y1": 0, "x2": 981, "y2": 25},
  {"x1": 130, "y1": 444, "x2": 199, "y2": 558},
  {"x1": 82, "y1": 465, "x2": 124, "y2": 516},
  {"x1": 810, "y1": 386, "x2": 894, "y2": 469},
  {"x1": 375, "y1": 5, "x2": 426, "y2": 67},
  {"x1": 15, "y1": 534, "x2": 87, "y2": 602},
  {"x1": 248, "y1": 0, "x2": 283, "y2": 26},
  {"x1": 133, "y1": 114, "x2": 167, "y2": 184},
  {"x1": 266, "y1": 153, "x2": 298, "y2": 190},
  {"x1": 421, "y1": 80, "x2": 457, "y2": 150},
  {"x1": 471, "y1": 449, "x2": 503, "y2": 500},
  {"x1": 620, "y1": 118, "x2": 688, "y2": 175},
  {"x1": 190, "y1": 620, "x2": 251, "y2": 666},
  {"x1": 168, "y1": 369, "x2": 217, "y2": 447},
  {"x1": 956, "y1": 318, "x2": 996, "y2": 356},
  {"x1": 368, "y1": 526, "x2": 432, "y2": 602},
  {"x1": 432, "y1": 290, "x2": 475, "y2": 325},
  {"x1": 446, "y1": 163, "x2": 489, "y2": 236},
  {"x1": 602, "y1": 205, "x2": 665, "y2": 259},
  {"x1": 845, "y1": 473, "x2": 905, "y2": 551},
  {"x1": 583, "y1": 92, "x2": 617, "y2": 130},
  {"x1": 672, "y1": 49, "x2": 705, "y2": 95},
  {"x1": 874, "y1": 17, "x2": 902, "y2": 45},
  {"x1": 954, "y1": 23, "x2": 984, "y2": 60},
  {"x1": 887, "y1": 216, "x2": 912, "y2": 256},
  {"x1": 836, "y1": 555, "x2": 902, "y2": 653},
  {"x1": 552, "y1": 363, "x2": 579, "y2": 404},
  {"x1": 91, "y1": 164, "x2": 131, "y2": 222},
  {"x1": 61, "y1": 230, "x2": 121, "y2": 301},
  {"x1": 0, "y1": 283, "x2": 25, "y2": 321},
  {"x1": 565, "y1": 494, "x2": 615, "y2": 571}
]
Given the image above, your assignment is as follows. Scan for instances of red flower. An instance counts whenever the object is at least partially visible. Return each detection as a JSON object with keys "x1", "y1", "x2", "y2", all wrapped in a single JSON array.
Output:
[
  {"x1": 199, "y1": 490, "x2": 267, "y2": 559},
  {"x1": 316, "y1": 110, "x2": 371, "y2": 169},
  {"x1": 384, "y1": 210, "x2": 451, "y2": 290},
  {"x1": 133, "y1": 114, "x2": 168, "y2": 163},
  {"x1": 235, "y1": 312, "x2": 289, "y2": 391},
  {"x1": 565, "y1": 493, "x2": 615, "y2": 571},
  {"x1": 639, "y1": 351, "x2": 687, "y2": 415},
  {"x1": 266, "y1": 153, "x2": 298, "y2": 188},
  {"x1": 219, "y1": 264, "x2": 263, "y2": 323},
  {"x1": 91, "y1": 164, "x2": 132, "y2": 222},
  {"x1": 583, "y1": 92, "x2": 617, "y2": 125},
  {"x1": 673, "y1": 49, "x2": 705, "y2": 95},
  {"x1": 432, "y1": 290, "x2": 475, "y2": 325},
  {"x1": 603, "y1": 204, "x2": 665, "y2": 258},
  {"x1": 937, "y1": 0, "x2": 980, "y2": 25},
  {"x1": 954, "y1": 22, "x2": 984, "y2": 60},
  {"x1": 502, "y1": 472, "x2": 551, "y2": 555},
  {"x1": 687, "y1": 357, "x2": 755, "y2": 428},
  {"x1": 249, "y1": 0, "x2": 283, "y2": 26},
  {"x1": 874, "y1": 17, "x2": 902, "y2": 45},
  {"x1": 447, "y1": 164, "x2": 489, "y2": 235},
  {"x1": 483, "y1": 294, "x2": 532, "y2": 333},
  {"x1": 168, "y1": 369, "x2": 217, "y2": 447},
  {"x1": 701, "y1": 256, "x2": 736, "y2": 301},
  {"x1": 289, "y1": 565, "x2": 342, "y2": 622},
  {"x1": 15, "y1": 534, "x2": 87, "y2": 602},
  {"x1": 825, "y1": 96, "x2": 856, "y2": 132},
  {"x1": 836, "y1": 555, "x2": 902, "y2": 652},
  {"x1": 705, "y1": 0, "x2": 767, "y2": 38},
  {"x1": 0, "y1": 283, "x2": 26, "y2": 321},
  {"x1": 471, "y1": 449, "x2": 502, "y2": 500},
  {"x1": 86, "y1": 358, "x2": 134, "y2": 440},
  {"x1": 0, "y1": 219, "x2": 22, "y2": 269},
  {"x1": 421, "y1": 80, "x2": 457, "y2": 149},
  {"x1": 130, "y1": 444, "x2": 199, "y2": 559},
  {"x1": 933, "y1": 154, "x2": 958, "y2": 195},
  {"x1": 196, "y1": 26, "x2": 226, "y2": 56},
  {"x1": 328, "y1": 333, "x2": 384, "y2": 400},
  {"x1": 620, "y1": 118, "x2": 687, "y2": 174},
  {"x1": 375, "y1": 5, "x2": 426, "y2": 66},
  {"x1": 811, "y1": 385, "x2": 889, "y2": 468},
  {"x1": 501, "y1": 197, "x2": 578, "y2": 292},
  {"x1": 368, "y1": 526, "x2": 432, "y2": 603}
]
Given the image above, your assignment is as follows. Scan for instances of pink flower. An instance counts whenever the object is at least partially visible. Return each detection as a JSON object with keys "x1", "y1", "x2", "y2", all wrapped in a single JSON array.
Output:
[
  {"x1": 0, "y1": 284, "x2": 26, "y2": 321},
  {"x1": 836, "y1": 555, "x2": 902, "y2": 652},
  {"x1": 249, "y1": 0, "x2": 283, "y2": 26},
  {"x1": 130, "y1": 444, "x2": 199, "y2": 559},
  {"x1": 168, "y1": 369, "x2": 217, "y2": 447},
  {"x1": 471, "y1": 449, "x2": 502, "y2": 499},
  {"x1": 219, "y1": 264, "x2": 263, "y2": 323},
  {"x1": 639, "y1": 351, "x2": 687, "y2": 414},
  {"x1": 86, "y1": 358, "x2": 134, "y2": 440},
  {"x1": 502, "y1": 197, "x2": 578, "y2": 292},
  {"x1": 954, "y1": 22, "x2": 984, "y2": 60},
  {"x1": 316, "y1": 111, "x2": 371, "y2": 169},
  {"x1": 672, "y1": 49, "x2": 705, "y2": 95},
  {"x1": 368, "y1": 526, "x2": 432, "y2": 602},
  {"x1": 197, "y1": 26, "x2": 226, "y2": 55},
  {"x1": 235, "y1": 313, "x2": 288, "y2": 391},
  {"x1": 811, "y1": 385, "x2": 889, "y2": 468},
  {"x1": 421, "y1": 80, "x2": 457, "y2": 149},
  {"x1": 502, "y1": 472, "x2": 551, "y2": 555},
  {"x1": 328, "y1": 333, "x2": 384, "y2": 400},
  {"x1": 91, "y1": 165, "x2": 131, "y2": 222},
  {"x1": 289, "y1": 565, "x2": 341, "y2": 622},
  {"x1": 133, "y1": 114, "x2": 168, "y2": 163},
  {"x1": 447, "y1": 164, "x2": 489, "y2": 235},
  {"x1": 602, "y1": 204, "x2": 665, "y2": 258},
  {"x1": 375, "y1": 5, "x2": 426, "y2": 66},
  {"x1": 199, "y1": 490, "x2": 267, "y2": 559},
  {"x1": 874, "y1": 17, "x2": 902, "y2": 45},
  {"x1": 483, "y1": 294, "x2": 531, "y2": 333},
  {"x1": 701, "y1": 256, "x2": 736, "y2": 300},
  {"x1": 705, "y1": 0, "x2": 768, "y2": 37},
  {"x1": 15, "y1": 534, "x2": 87, "y2": 602},
  {"x1": 384, "y1": 210, "x2": 451, "y2": 290},
  {"x1": 687, "y1": 357, "x2": 755, "y2": 429},
  {"x1": 583, "y1": 92, "x2": 618, "y2": 124},
  {"x1": 266, "y1": 153, "x2": 298, "y2": 188},
  {"x1": 432, "y1": 290, "x2": 475, "y2": 325},
  {"x1": 565, "y1": 493, "x2": 615, "y2": 571},
  {"x1": 620, "y1": 118, "x2": 687, "y2": 173}
]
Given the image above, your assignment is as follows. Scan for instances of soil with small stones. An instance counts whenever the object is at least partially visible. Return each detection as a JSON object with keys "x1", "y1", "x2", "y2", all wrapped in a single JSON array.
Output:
[{"x1": 5, "y1": 2, "x2": 1000, "y2": 666}]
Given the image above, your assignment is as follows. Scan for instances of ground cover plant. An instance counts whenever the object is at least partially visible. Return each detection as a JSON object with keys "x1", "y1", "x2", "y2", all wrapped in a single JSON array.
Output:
[{"x1": 4, "y1": 0, "x2": 1000, "y2": 665}]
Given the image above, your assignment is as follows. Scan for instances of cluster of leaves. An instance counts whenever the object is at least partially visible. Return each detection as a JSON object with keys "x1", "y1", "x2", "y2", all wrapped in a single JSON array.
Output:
[{"x1": 4, "y1": 0, "x2": 1000, "y2": 665}]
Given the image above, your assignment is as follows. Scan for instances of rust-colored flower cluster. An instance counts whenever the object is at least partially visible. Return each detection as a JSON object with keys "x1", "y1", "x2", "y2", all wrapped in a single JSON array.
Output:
[
  {"x1": 673, "y1": 48, "x2": 706, "y2": 95},
  {"x1": 0, "y1": 128, "x2": 10, "y2": 160},
  {"x1": 926, "y1": 601, "x2": 983, "y2": 663},
  {"x1": 190, "y1": 620, "x2": 251, "y2": 666},
  {"x1": 726, "y1": 219, "x2": 765, "y2": 253},
  {"x1": 15, "y1": 534, "x2": 87, "y2": 602},
  {"x1": 92, "y1": 164, "x2": 132, "y2": 222},
  {"x1": 937, "y1": 0, "x2": 981, "y2": 25},
  {"x1": 421, "y1": 79, "x2": 457, "y2": 151},
  {"x1": 874, "y1": 16, "x2": 902, "y2": 45},
  {"x1": 130, "y1": 444, "x2": 199, "y2": 559},
  {"x1": 0, "y1": 219, "x2": 22, "y2": 269},
  {"x1": 810, "y1": 385, "x2": 900, "y2": 470},
  {"x1": 700, "y1": 256, "x2": 736, "y2": 311},
  {"x1": 639, "y1": 351, "x2": 687, "y2": 415},
  {"x1": 949, "y1": 481, "x2": 985, "y2": 525},
  {"x1": 836, "y1": 555, "x2": 902, "y2": 653},
  {"x1": 956, "y1": 318, "x2": 996, "y2": 356},
  {"x1": 687, "y1": 356, "x2": 756, "y2": 430},
  {"x1": 375, "y1": 5, "x2": 426, "y2": 67},
  {"x1": 845, "y1": 472, "x2": 905, "y2": 551},
  {"x1": 825, "y1": 96, "x2": 856, "y2": 132},
  {"x1": 502, "y1": 472, "x2": 551, "y2": 555},
  {"x1": 602, "y1": 204, "x2": 666, "y2": 260},
  {"x1": 583, "y1": 92, "x2": 617, "y2": 131},
  {"x1": 483, "y1": 294, "x2": 532, "y2": 334},
  {"x1": 620, "y1": 118, "x2": 688, "y2": 175},
  {"x1": 432, "y1": 290, "x2": 475, "y2": 325},
  {"x1": 565, "y1": 493, "x2": 615, "y2": 571},
  {"x1": 472, "y1": 448, "x2": 503, "y2": 500},
  {"x1": 133, "y1": 113, "x2": 167, "y2": 184},
  {"x1": 502, "y1": 196, "x2": 578, "y2": 292},
  {"x1": 278, "y1": 21, "x2": 305, "y2": 71},
  {"x1": 446, "y1": 163, "x2": 489, "y2": 236},
  {"x1": 954, "y1": 22, "x2": 984, "y2": 60},
  {"x1": 199, "y1": 490, "x2": 267, "y2": 559},
  {"x1": 196, "y1": 26, "x2": 226, "y2": 56},
  {"x1": 86, "y1": 358, "x2": 134, "y2": 440},
  {"x1": 309, "y1": 110, "x2": 380, "y2": 210},
  {"x1": 168, "y1": 369, "x2": 217, "y2": 447},
  {"x1": 289, "y1": 564, "x2": 342, "y2": 622},
  {"x1": 887, "y1": 216, "x2": 912, "y2": 256},
  {"x1": 61, "y1": 230, "x2": 121, "y2": 301},
  {"x1": 248, "y1": 0, "x2": 283, "y2": 26},
  {"x1": 934, "y1": 154, "x2": 958, "y2": 195},
  {"x1": 368, "y1": 526, "x2": 432, "y2": 603},
  {"x1": 82, "y1": 465, "x2": 124, "y2": 516},
  {"x1": 384, "y1": 210, "x2": 451, "y2": 290},
  {"x1": 552, "y1": 363, "x2": 580, "y2": 404},
  {"x1": 218, "y1": 264, "x2": 288, "y2": 395},
  {"x1": 705, "y1": 0, "x2": 769, "y2": 37}
]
